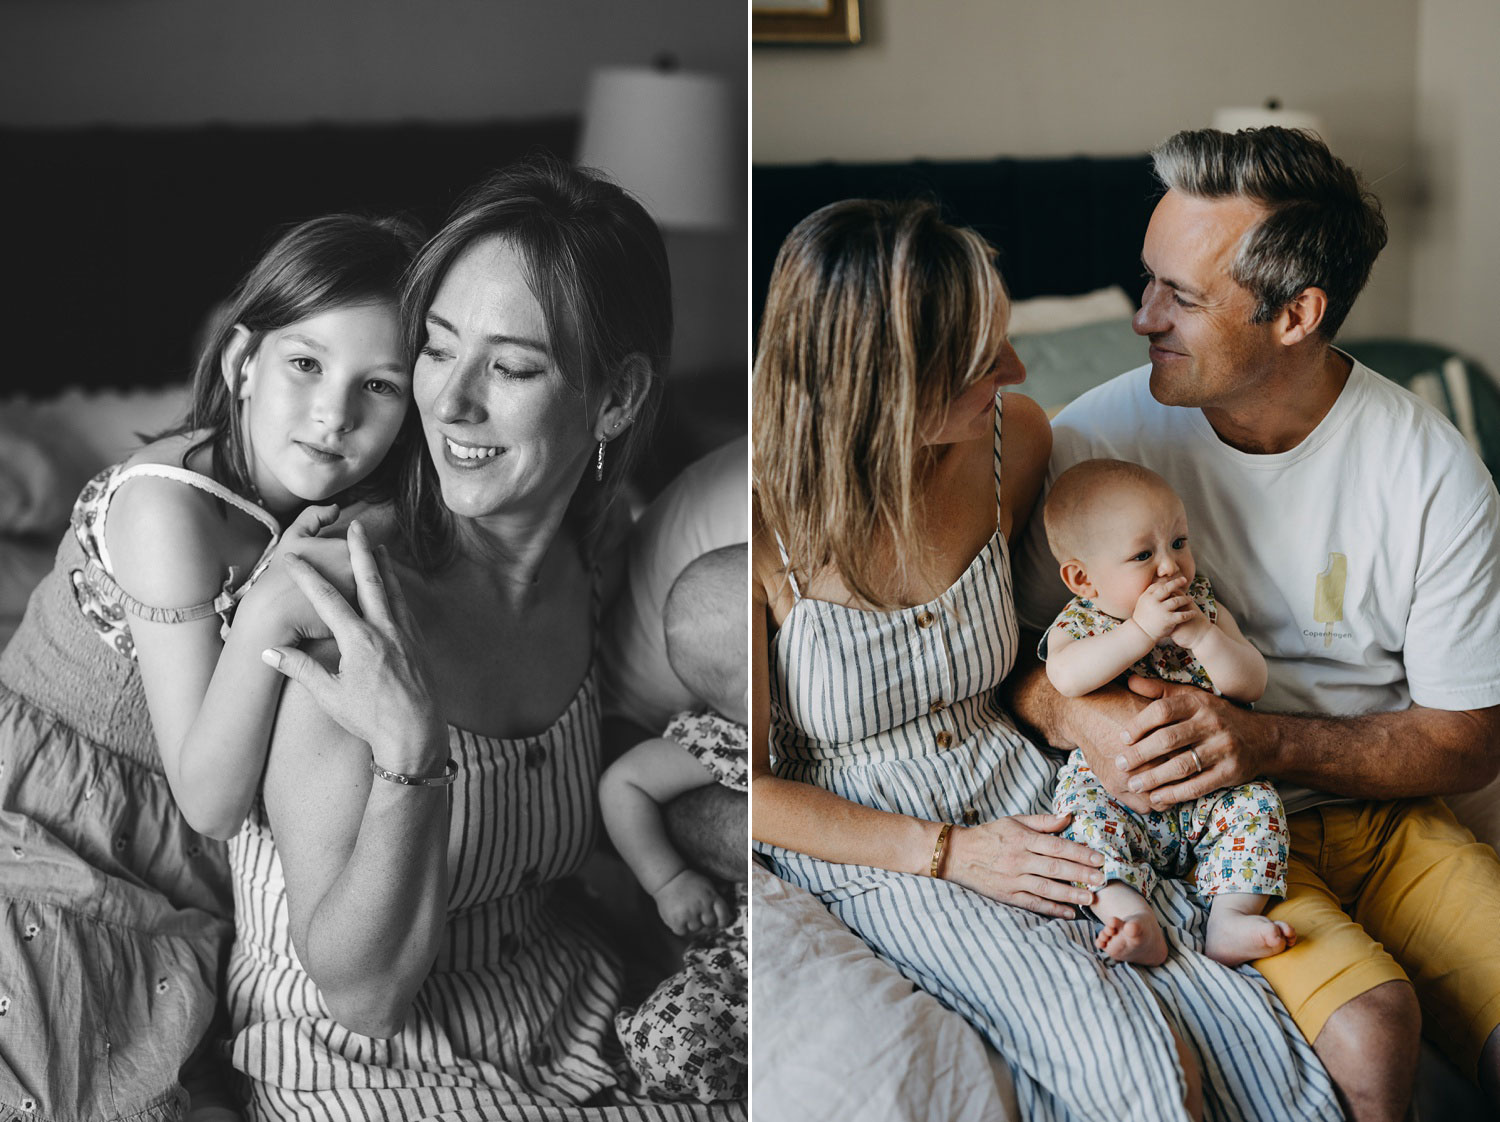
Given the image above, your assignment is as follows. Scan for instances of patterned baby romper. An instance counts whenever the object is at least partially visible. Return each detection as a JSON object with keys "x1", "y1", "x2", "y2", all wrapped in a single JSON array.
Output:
[
  {"x1": 1045, "y1": 581, "x2": 1289, "y2": 902},
  {"x1": 616, "y1": 711, "x2": 747, "y2": 1103},
  {"x1": 0, "y1": 462, "x2": 278, "y2": 1122},
  {"x1": 755, "y1": 396, "x2": 1340, "y2": 1122},
  {"x1": 227, "y1": 670, "x2": 743, "y2": 1120}
]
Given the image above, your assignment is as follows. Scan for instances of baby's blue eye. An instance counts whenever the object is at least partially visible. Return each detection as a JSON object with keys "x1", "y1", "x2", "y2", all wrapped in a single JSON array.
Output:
[
  {"x1": 1172, "y1": 537, "x2": 1187, "y2": 550},
  {"x1": 1132, "y1": 551, "x2": 1151, "y2": 562}
]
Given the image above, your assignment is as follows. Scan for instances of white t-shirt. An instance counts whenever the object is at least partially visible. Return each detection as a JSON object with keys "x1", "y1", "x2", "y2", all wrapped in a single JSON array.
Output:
[{"x1": 1013, "y1": 360, "x2": 1500, "y2": 808}]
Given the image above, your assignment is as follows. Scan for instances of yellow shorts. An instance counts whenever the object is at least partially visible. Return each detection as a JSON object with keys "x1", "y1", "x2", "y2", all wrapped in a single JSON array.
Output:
[{"x1": 1254, "y1": 797, "x2": 1500, "y2": 1074}]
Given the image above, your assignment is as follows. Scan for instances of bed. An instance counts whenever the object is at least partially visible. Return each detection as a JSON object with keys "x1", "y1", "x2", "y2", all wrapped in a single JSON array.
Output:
[{"x1": 750, "y1": 156, "x2": 1500, "y2": 1121}]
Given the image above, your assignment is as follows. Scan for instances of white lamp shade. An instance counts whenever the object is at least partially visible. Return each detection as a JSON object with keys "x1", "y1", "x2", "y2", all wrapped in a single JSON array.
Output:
[
  {"x1": 577, "y1": 66, "x2": 735, "y2": 231},
  {"x1": 1213, "y1": 105, "x2": 1326, "y2": 139}
]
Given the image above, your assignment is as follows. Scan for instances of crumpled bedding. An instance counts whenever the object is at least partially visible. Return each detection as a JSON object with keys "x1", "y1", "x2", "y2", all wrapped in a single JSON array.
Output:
[{"x1": 750, "y1": 863, "x2": 1018, "y2": 1122}]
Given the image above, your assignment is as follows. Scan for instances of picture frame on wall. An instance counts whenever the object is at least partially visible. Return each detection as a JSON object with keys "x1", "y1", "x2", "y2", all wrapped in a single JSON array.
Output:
[{"x1": 752, "y1": 0, "x2": 860, "y2": 45}]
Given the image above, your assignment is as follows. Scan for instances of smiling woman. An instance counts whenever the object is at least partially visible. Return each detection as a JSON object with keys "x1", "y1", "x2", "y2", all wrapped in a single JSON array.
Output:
[{"x1": 221, "y1": 155, "x2": 738, "y2": 1121}]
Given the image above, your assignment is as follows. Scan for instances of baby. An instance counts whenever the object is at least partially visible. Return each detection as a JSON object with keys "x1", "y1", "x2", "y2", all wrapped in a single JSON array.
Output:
[
  {"x1": 1041, "y1": 458, "x2": 1295, "y2": 967},
  {"x1": 600, "y1": 543, "x2": 747, "y2": 1103}
]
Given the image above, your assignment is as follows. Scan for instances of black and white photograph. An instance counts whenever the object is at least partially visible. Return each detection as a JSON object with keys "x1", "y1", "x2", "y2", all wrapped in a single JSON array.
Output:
[{"x1": 0, "y1": 2, "x2": 746, "y2": 1119}]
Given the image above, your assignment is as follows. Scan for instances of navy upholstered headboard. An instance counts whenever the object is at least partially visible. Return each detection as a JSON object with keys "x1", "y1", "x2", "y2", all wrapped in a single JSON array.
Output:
[
  {"x1": 3, "y1": 120, "x2": 577, "y2": 398},
  {"x1": 753, "y1": 155, "x2": 1161, "y2": 330}
]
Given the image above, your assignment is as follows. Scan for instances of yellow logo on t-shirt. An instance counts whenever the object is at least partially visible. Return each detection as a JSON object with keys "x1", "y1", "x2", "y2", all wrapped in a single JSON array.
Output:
[{"x1": 1313, "y1": 553, "x2": 1347, "y2": 648}]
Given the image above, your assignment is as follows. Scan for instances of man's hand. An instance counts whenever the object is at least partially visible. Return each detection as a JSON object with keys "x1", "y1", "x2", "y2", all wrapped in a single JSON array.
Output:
[
  {"x1": 1131, "y1": 576, "x2": 1196, "y2": 643},
  {"x1": 1117, "y1": 677, "x2": 1276, "y2": 808}
]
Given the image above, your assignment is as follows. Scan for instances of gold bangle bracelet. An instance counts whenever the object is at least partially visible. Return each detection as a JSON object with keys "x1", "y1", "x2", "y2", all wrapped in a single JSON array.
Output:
[{"x1": 928, "y1": 822, "x2": 954, "y2": 878}]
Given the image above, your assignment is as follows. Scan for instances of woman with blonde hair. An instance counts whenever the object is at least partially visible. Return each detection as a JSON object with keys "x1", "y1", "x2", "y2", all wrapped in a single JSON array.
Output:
[{"x1": 751, "y1": 198, "x2": 1340, "y2": 1121}]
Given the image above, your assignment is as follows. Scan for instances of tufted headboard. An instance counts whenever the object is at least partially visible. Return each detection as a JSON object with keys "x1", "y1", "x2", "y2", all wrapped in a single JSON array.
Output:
[
  {"x1": 753, "y1": 154, "x2": 1161, "y2": 333},
  {"x1": 3, "y1": 120, "x2": 578, "y2": 398}
]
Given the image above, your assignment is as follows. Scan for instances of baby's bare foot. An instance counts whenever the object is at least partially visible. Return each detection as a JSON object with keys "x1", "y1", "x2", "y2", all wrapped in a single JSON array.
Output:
[
  {"x1": 1095, "y1": 913, "x2": 1169, "y2": 966},
  {"x1": 1204, "y1": 912, "x2": 1296, "y2": 967}
]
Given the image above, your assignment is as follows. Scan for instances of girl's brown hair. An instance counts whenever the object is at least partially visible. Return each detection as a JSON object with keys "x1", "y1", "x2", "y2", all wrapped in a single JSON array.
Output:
[
  {"x1": 165, "y1": 213, "x2": 424, "y2": 505},
  {"x1": 753, "y1": 198, "x2": 1006, "y2": 608}
]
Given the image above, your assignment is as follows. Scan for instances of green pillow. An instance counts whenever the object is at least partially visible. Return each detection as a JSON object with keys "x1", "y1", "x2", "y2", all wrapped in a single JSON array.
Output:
[{"x1": 1010, "y1": 318, "x2": 1147, "y2": 415}]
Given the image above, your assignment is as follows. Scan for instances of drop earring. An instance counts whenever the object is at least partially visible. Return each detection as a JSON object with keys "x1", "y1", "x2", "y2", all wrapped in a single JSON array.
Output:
[{"x1": 595, "y1": 439, "x2": 606, "y2": 482}]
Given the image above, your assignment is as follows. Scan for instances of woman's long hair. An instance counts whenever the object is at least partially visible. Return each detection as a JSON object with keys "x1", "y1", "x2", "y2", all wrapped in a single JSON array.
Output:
[
  {"x1": 753, "y1": 198, "x2": 1007, "y2": 609},
  {"x1": 163, "y1": 214, "x2": 425, "y2": 506},
  {"x1": 396, "y1": 153, "x2": 671, "y2": 572}
]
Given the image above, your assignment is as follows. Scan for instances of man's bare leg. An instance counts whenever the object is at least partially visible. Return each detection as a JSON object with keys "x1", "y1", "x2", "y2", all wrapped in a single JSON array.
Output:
[{"x1": 1314, "y1": 980, "x2": 1421, "y2": 1122}]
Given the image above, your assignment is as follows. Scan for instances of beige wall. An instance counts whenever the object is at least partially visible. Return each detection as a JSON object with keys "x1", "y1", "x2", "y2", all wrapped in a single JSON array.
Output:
[
  {"x1": 0, "y1": 0, "x2": 747, "y2": 377},
  {"x1": 0, "y1": 0, "x2": 741, "y2": 125},
  {"x1": 1410, "y1": 0, "x2": 1500, "y2": 376},
  {"x1": 754, "y1": 0, "x2": 1420, "y2": 340}
]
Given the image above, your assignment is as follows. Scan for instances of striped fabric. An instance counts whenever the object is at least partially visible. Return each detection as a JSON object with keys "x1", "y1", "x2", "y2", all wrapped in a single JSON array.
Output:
[
  {"x1": 227, "y1": 670, "x2": 741, "y2": 1122},
  {"x1": 756, "y1": 396, "x2": 1341, "y2": 1122}
]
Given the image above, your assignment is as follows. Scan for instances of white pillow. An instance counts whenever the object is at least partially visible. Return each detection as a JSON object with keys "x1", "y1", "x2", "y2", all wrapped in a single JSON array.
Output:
[
  {"x1": 750, "y1": 865, "x2": 1018, "y2": 1122},
  {"x1": 1006, "y1": 286, "x2": 1135, "y2": 336},
  {"x1": 0, "y1": 384, "x2": 190, "y2": 534},
  {"x1": 601, "y1": 437, "x2": 747, "y2": 733}
]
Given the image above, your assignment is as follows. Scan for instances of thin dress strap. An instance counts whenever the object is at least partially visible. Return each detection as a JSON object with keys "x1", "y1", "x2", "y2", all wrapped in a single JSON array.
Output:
[
  {"x1": 89, "y1": 463, "x2": 282, "y2": 624},
  {"x1": 771, "y1": 530, "x2": 803, "y2": 600},
  {"x1": 992, "y1": 392, "x2": 1005, "y2": 527}
]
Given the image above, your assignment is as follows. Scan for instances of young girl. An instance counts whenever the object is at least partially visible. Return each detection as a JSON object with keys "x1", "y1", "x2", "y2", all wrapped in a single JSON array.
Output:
[
  {"x1": 601, "y1": 544, "x2": 747, "y2": 1103},
  {"x1": 0, "y1": 213, "x2": 420, "y2": 1121},
  {"x1": 1040, "y1": 457, "x2": 1295, "y2": 967}
]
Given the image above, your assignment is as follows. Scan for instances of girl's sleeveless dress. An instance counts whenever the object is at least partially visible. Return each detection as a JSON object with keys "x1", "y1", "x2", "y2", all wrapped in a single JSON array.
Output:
[
  {"x1": 755, "y1": 398, "x2": 1341, "y2": 1122},
  {"x1": 226, "y1": 611, "x2": 743, "y2": 1120},
  {"x1": 0, "y1": 462, "x2": 279, "y2": 1122}
]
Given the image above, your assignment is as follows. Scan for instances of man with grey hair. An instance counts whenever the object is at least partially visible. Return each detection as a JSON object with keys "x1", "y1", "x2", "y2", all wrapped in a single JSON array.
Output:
[{"x1": 1011, "y1": 127, "x2": 1500, "y2": 1122}]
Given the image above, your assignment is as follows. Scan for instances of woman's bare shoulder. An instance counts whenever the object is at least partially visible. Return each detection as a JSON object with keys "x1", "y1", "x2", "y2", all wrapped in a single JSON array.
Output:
[
  {"x1": 999, "y1": 392, "x2": 1052, "y2": 540},
  {"x1": 1001, "y1": 392, "x2": 1052, "y2": 465},
  {"x1": 750, "y1": 501, "x2": 797, "y2": 623}
]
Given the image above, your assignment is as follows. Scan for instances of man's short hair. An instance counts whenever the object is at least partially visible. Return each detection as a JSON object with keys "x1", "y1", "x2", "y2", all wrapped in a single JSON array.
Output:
[{"x1": 1151, "y1": 127, "x2": 1388, "y2": 340}]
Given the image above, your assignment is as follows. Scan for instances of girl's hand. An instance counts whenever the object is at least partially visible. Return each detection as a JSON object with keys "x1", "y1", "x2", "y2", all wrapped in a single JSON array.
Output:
[
  {"x1": 260, "y1": 521, "x2": 447, "y2": 775},
  {"x1": 1131, "y1": 576, "x2": 1196, "y2": 643},
  {"x1": 942, "y1": 812, "x2": 1106, "y2": 918},
  {"x1": 654, "y1": 868, "x2": 734, "y2": 936},
  {"x1": 243, "y1": 504, "x2": 359, "y2": 642}
]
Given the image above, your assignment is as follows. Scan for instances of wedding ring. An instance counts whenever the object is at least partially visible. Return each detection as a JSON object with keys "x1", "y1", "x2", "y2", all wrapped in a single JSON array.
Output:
[{"x1": 1189, "y1": 748, "x2": 1203, "y2": 775}]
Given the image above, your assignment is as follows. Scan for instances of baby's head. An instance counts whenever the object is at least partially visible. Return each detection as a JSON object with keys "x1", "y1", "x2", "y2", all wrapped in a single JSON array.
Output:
[
  {"x1": 1042, "y1": 459, "x2": 1196, "y2": 620},
  {"x1": 663, "y1": 544, "x2": 747, "y2": 726}
]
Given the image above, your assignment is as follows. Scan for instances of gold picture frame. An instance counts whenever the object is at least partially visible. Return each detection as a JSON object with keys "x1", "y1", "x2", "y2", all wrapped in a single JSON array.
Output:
[{"x1": 753, "y1": 0, "x2": 861, "y2": 45}]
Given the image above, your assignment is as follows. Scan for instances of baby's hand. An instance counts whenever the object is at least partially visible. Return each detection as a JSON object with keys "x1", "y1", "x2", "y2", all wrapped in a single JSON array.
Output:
[
  {"x1": 653, "y1": 868, "x2": 733, "y2": 936},
  {"x1": 1169, "y1": 599, "x2": 1214, "y2": 648},
  {"x1": 1131, "y1": 577, "x2": 1197, "y2": 642}
]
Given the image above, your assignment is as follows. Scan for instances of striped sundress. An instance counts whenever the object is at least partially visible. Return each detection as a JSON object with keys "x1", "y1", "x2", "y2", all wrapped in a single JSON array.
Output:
[
  {"x1": 226, "y1": 667, "x2": 742, "y2": 1122},
  {"x1": 755, "y1": 396, "x2": 1342, "y2": 1122}
]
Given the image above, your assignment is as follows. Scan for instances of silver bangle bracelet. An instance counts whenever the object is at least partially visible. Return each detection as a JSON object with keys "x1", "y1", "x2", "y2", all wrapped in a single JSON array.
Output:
[{"x1": 369, "y1": 757, "x2": 458, "y2": 787}]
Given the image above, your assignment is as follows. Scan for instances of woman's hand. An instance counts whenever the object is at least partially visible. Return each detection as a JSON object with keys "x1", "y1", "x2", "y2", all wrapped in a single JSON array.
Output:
[
  {"x1": 261, "y1": 520, "x2": 447, "y2": 775},
  {"x1": 942, "y1": 812, "x2": 1106, "y2": 918}
]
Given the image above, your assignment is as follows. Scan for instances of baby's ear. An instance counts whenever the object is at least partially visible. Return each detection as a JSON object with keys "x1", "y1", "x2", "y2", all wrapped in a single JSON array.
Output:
[{"x1": 1059, "y1": 560, "x2": 1093, "y2": 598}]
